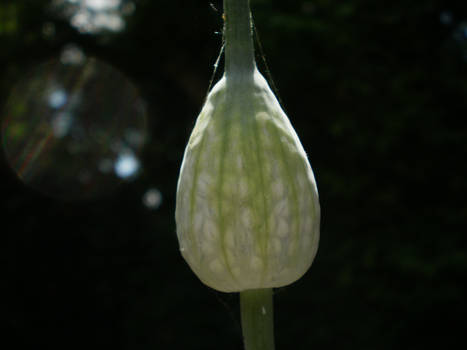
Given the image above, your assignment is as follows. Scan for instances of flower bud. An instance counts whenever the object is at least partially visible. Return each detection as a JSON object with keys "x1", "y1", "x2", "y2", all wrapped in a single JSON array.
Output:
[{"x1": 175, "y1": 69, "x2": 320, "y2": 292}]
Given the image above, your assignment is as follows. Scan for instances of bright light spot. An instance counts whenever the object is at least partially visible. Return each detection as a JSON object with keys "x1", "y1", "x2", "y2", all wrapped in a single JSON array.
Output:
[
  {"x1": 49, "y1": 89, "x2": 67, "y2": 109},
  {"x1": 60, "y1": 44, "x2": 86, "y2": 65},
  {"x1": 54, "y1": 0, "x2": 132, "y2": 33},
  {"x1": 52, "y1": 112, "x2": 73, "y2": 137},
  {"x1": 85, "y1": 0, "x2": 120, "y2": 11},
  {"x1": 142, "y1": 188, "x2": 163, "y2": 210},
  {"x1": 70, "y1": 10, "x2": 91, "y2": 32},
  {"x1": 94, "y1": 12, "x2": 125, "y2": 32},
  {"x1": 114, "y1": 152, "x2": 139, "y2": 179}
]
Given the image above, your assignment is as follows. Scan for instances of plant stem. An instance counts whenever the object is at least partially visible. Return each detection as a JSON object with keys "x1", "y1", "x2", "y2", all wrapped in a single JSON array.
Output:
[
  {"x1": 240, "y1": 288, "x2": 275, "y2": 350},
  {"x1": 223, "y1": 0, "x2": 256, "y2": 76}
]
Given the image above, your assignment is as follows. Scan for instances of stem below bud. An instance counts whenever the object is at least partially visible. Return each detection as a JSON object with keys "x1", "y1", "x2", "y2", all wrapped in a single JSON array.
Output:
[{"x1": 240, "y1": 288, "x2": 275, "y2": 350}]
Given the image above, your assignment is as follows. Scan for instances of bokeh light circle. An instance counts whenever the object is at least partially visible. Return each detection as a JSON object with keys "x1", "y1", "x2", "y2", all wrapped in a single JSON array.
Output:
[{"x1": 1, "y1": 47, "x2": 147, "y2": 200}]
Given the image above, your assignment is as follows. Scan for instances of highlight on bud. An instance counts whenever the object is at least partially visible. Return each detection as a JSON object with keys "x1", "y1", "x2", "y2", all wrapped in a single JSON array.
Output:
[{"x1": 175, "y1": 69, "x2": 320, "y2": 292}]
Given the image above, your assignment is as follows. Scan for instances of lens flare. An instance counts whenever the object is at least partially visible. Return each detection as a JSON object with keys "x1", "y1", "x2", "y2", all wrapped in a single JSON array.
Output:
[{"x1": 1, "y1": 48, "x2": 147, "y2": 200}]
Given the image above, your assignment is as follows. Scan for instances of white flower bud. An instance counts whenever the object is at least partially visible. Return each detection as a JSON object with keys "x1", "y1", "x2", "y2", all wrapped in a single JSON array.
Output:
[{"x1": 175, "y1": 69, "x2": 320, "y2": 292}]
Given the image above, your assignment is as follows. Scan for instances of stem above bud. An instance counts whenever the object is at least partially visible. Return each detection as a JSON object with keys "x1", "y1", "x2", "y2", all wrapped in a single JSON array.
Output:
[{"x1": 224, "y1": 0, "x2": 256, "y2": 76}]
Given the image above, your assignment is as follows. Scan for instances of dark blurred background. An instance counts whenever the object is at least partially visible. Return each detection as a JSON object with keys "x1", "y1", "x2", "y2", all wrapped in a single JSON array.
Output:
[{"x1": 1, "y1": 0, "x2": 466, "y2": 349}]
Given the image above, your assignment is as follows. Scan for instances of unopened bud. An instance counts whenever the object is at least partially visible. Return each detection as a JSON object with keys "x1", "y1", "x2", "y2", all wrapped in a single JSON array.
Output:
[{"x1": 175, "y1": 68, "x2": 320, "y2": 292}]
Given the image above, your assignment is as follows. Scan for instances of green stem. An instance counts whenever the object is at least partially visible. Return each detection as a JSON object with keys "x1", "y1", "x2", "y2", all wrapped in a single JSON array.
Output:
[
  {"x1": 223, "y1": 0, "x2": 256, "y2": 76},
  {"x1": 240, "y1": 288, "x2": 275, "y2": 350}
]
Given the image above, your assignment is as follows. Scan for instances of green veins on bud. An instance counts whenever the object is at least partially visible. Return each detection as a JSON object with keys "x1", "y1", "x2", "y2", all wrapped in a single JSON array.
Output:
[{"x1": 175, "y1": 68, "x2": 320, "y2": 292}]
